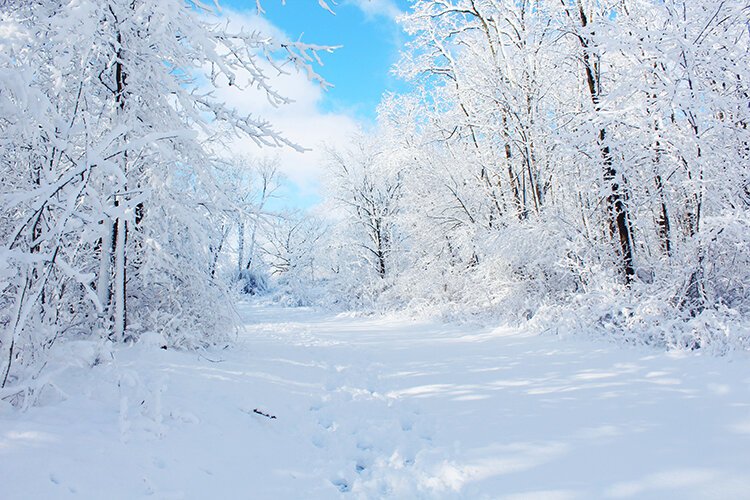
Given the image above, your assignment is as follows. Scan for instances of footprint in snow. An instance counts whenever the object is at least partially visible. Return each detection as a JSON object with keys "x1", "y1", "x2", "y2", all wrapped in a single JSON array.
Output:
[
  {"x1": 311, "y1": 434, "x2": 326, "y2": 448},
  {"x1": 356, "y1": 440, "x2": 374, "y2": 451},
  {"x1": 49, "y1": 474, "x2": 77, "y2": 494},
  {"x1": 331, "y1": 478, "x2": 351, "y2": 492},
  {"x1": 318, "y1": 417, "x2": 336, "y2": 431}
]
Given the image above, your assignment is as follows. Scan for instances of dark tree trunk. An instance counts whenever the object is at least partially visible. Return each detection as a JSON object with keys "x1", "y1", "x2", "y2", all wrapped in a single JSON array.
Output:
[{"x1": 568, "y1": 0, "x2": 636, "y2": 282}]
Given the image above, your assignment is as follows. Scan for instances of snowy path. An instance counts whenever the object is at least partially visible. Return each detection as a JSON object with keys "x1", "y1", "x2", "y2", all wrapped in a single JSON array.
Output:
[{"x1": 2, "y1": 303, "x2": 750, "y2": 499}]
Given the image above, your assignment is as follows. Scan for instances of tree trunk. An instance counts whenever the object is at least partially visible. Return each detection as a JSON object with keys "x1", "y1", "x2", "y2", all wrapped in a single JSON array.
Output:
[
  {"x1": 237, "y1": 218, "x2": 245, "y2": 275},
  {"x1": 112, "y1": 26, "x2": 128, "y2": 340},
  {"x1": 113, "y1": 213, "x2": 127, "y2": 341},
  {"x1": 97, "y1": 218, "x2": 114, "y2": 315},
  {"x1": 568, "y1": 0, "x2": 636, "y2": 282}
]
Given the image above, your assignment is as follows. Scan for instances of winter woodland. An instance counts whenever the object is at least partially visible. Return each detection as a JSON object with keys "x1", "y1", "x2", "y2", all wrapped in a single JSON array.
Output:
[
  {"x1": 287, "y1": 0, "x2": 748, "y2": 347},
  {"x1": 2, "y1": 1, "x2": 750, "y2": 497},
  {"x1": 317, "y1": 0, "x2": 750, "y2": 351},
  {"x1": 1, "y1": 0, "x2": 749, "y2": 429}
]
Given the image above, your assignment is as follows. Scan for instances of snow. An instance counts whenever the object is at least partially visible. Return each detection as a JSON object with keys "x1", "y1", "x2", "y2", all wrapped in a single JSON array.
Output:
[{"x1": 1, "y1": 302, "x2": 750, "y2": 499}]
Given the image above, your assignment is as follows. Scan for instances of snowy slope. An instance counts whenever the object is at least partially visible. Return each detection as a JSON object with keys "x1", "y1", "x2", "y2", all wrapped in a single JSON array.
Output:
[{"x1": 1, "y1": 302, "x2": 749, "y2": 499}]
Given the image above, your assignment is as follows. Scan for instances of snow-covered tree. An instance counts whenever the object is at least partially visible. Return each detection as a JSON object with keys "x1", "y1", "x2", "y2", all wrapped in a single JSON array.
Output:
[
  {"x1": 325, "y1": 133, "x2": 404, "y2": 283},
  {"x1": 0, "y1": 0, "x2": 334, "y2": 396},
  {"x1": 317, "y1": 0, "x2": 750, "y2": 345}
]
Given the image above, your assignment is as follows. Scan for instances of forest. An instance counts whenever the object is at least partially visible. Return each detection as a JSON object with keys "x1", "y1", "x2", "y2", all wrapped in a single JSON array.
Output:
[
  {"x1": 2, "y1": 1, "x2": 750, "y2": 497},
  {"x1": 4, "y1": 0, "x2": 748, "y2": 397}
]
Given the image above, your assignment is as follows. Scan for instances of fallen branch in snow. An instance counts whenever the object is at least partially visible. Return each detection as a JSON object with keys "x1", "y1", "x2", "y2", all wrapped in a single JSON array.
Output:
[
  {"x1": 253, "y1": 408, "x2": 277, "y2": 420},
  {"x1": 198, "y1": 354, "x2": 225, "y2": 363}
]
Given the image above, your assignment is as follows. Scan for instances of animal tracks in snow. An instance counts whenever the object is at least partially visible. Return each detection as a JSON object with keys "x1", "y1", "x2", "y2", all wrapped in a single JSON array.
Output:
[
  {"x1": 3, "y1": 302, "x2": 750, "y2": 499},
  {"x1": 306, "y1": 360, "x2": 436, "y2": 496}
]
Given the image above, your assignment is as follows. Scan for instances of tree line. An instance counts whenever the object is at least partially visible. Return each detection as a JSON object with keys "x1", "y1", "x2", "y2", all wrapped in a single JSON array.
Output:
[
  {"x1": 0, "y1": 0, "x2": 332, "y2": 401},
  {"x1": 282, "y1": 0, "x2": 750, "y2": 350}
]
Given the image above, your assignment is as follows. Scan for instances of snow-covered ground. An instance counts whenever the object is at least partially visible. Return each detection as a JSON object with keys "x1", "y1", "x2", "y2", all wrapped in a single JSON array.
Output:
[{"x1": 2, "y1": 302, "x2": 750, "y2": 499}]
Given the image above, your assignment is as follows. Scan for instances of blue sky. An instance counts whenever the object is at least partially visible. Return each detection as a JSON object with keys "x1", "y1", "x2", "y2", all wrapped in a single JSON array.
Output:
[
  {"x1": 218, "y1": 0, "x2": 413, "y2": 209},
  {"x1": 223, "y1": 0, "x2": 411, "y2": 120}
]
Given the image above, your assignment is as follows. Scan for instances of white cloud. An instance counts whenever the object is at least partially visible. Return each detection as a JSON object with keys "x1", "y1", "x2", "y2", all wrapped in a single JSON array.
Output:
[
  {"x1": 207, "y1": 10, "x2": 362, "y2": 204},
  {"x1": 345, "y1": 0, "x2": 404, "y2": 21}
]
